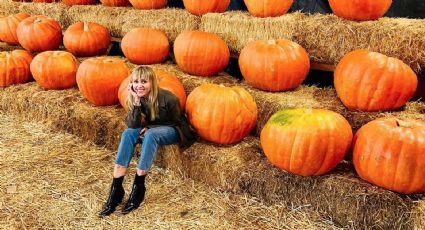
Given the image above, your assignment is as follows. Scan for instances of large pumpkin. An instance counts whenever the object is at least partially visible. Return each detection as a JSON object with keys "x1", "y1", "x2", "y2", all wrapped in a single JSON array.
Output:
[
  {"x1": 329, "y1": 0, "x2": 392, "y2": 21},
  {"x1": 121, "y1": 28, "x2": 169, "y2": 65},
  {"x1": 129, "y1": 0, "x2": 167, "y2": 9},
  {"x1": 353, "y1": 117, "x2": 425, "y2": 194},
  {"x1": 16, "y1": 15, "x2": 62, "y2": 52},
  {"x1": 174, "y1": 30, "x2": 229, "y2": 76},
  {"x1": 260, "y1": 108, "x2": 353, "y2": 176},
  {"x1": 0, "y1": 50, "x2": 33, "y2": 87},
  {"x1": 63, "y1": 0, "x2": 97, "y2": 5},
  {"x1": 182, "y1": 0, "x2": 230, "y2": 16},
  {"x1": 100, "y1": 0, "x2": 130, "y2": 6},
  {"x1": 77, "y1": 57, "x2": 130, "y2": 106},
  {"x1": 118, "y1": 69, "x2": 186, "y2": 111},
  {"x1": 185, "y1": 83, "x2": 257, "y2": 144},
  {"x1": 244, "y1": 0, "x2": 293, "y2": 18},
  {"x1": 334, "y1": 49, "x2": 417, "y2": 112},
  {"x1": 30, "y1": 51, "x2": 79, "y2": 90},
  {"x1": 0, "y1": 13, "x2": 30, "y2": 45},
  {"x1": 64, "y1": 22, "x2": 111, "y2": 57},
  {"x1": 239, "y1": 39, "x2": 310, "y2": 92}
]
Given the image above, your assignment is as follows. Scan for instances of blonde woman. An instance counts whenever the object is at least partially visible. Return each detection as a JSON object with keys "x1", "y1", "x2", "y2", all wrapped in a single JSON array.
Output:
[{"x1": 99, "y1": 66, "x2": 196, "y2": 216}]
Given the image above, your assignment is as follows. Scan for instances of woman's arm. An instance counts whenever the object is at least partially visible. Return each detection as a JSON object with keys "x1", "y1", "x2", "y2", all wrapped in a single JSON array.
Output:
[{"x1": 125, "y1": 105, "x2": 146, "y2": 128}]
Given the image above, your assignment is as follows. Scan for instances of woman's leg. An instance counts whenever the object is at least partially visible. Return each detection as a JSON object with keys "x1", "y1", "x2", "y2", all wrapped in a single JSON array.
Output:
[
  {"x1": 137, "y1": 126, "x2": 179, "y2": 174},
  {"x1": 122, "y1": 127, "x2": 179, "y2": 214},
  {"x1": 100, "y1": 128, "x2": 140, "y2": 217},
  {"x1": 113, "y1": 128, "x2": 141, "y2": 177}
]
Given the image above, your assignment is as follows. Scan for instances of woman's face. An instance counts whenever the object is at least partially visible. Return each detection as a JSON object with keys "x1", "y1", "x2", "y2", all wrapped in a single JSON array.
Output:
[{"x1": 132, "y1": 77, "x2": 151, "y2": 98}]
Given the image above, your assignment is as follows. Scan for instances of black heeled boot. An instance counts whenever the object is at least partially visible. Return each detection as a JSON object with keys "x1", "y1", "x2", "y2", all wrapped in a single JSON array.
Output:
[
  {"x1": 99, "y1": 176, "x2": 125, "y2": 217},
  {"x1": 122, "y1": 174, "x2": 146, "y2": 214}
]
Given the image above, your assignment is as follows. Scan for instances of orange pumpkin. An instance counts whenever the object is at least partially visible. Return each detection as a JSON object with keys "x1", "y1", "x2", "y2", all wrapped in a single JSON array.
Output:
[
  {"x1": 174, "y1": 30, "x2": 229, "y2": 76},
  {"x1": 129, "y1": 0, "x2": 167, "y2": 9},
  {"x1": 63, "y1": 0, "x2": 97, "y2": 5},
  {"x1": 32, "y1": 0, "x2": 55, "y2": 2},
  {"x1": 185, "y1": 83, "x2": 257, "y2": 144},
  {"x1": 329, "y1": 0, "x2": 392, "y2": 21},
  {"x1": 244, "y1": 0, "x2": 293, "y2": 17},
  {"x1": 77, "y1": 57, "x2": 130, "y2": 106},
  {"x1": 16, "y1": 15, "x2": 62, "y2": 52},
  {"x1": 353, "y1": 117, "x2": 425, "y2": 194},
  {"x1": 239, "y1": 39, "x2": 310, "y2": 92},
  {"x1": 0, "y1": 13, "x2": 30, "y2": 45},
  {"x1": 121, "y1": 28, "x2": 169, "y2": 65},
  {"x1": 334, "y1": 50, "x2": 417, "y2": 112},
  {"x1": 64, "y1": 22, "x2": 111, "y2": 57},
  {"x1": 182, "y1": 0, "x2": 230, "y2": 16},
  {"x1": 260, "y1": 108, "x2": 353, "y2": 176},
  {"x1": 0, "y1": 50, "x2": 33, "y2": 87},
  {"x1": 100, "y1": 0, "x2": 130, "y2": 6},
  {"x1": 30, "y1": 51, "x2": 79, "y2": 90},
  {"x1": 118, "y1": 69, "x2": 186, "y2": 111}
]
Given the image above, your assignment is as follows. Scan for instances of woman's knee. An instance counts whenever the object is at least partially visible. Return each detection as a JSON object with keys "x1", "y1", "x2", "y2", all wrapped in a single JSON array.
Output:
[
  {"x1": 143, "y1": 129, "x2": 157, "y2": 142},
  {"x1": 122, "y1": 128, "x2": 139, "y2": 139}
]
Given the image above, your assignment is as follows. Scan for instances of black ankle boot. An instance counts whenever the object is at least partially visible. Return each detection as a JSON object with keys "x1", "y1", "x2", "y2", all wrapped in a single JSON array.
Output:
[
  {"x1": 122, "y1": 174, "x2": 146, "y2": 214},
  {"x1": 99, "y1": 176, "x2": 125, "y2": 217}
]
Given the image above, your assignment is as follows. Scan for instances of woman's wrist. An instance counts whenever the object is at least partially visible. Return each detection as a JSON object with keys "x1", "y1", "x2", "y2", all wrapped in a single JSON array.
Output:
[{"x1": 133, "y1": 98, "x2": 141, "y2": 106}]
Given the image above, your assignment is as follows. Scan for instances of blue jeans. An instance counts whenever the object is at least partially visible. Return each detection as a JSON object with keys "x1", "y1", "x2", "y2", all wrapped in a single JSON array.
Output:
[{"x1": 115, "y1": 127, "x2": 179, "y2": 171}]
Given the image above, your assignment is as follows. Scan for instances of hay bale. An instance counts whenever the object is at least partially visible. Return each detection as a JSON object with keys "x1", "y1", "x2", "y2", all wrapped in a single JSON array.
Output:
[
  {"x1": 296, "y1": 14, "x2": 425, "y2": 73},
  {"x1": 158, "y1": 136, "x2": 425, "y2": 229},
  {"x1": 0, "y1": 113, "x2": 338, "y2": 229},
  {"x1": 200, "y1": 11, "x2": 305, "y2": 52},
  {"x1": 241, "y1": 82, "x2": 425, "y2": 135},
  {"x1": 0, "y1": 0, "x2": 21, "y2": 16},
  {"x1": 121, "y1": 8, "x2": 200, "y2": 41},
  {"x1": 18, "y1": 2, "x2": 69, "y2": 26},
  {"x1": 0, "y1": 42, "x2": 22, "y2": 51},
  {"x1": 66, "y1": 5, "x2": 130, "y2": 37}
]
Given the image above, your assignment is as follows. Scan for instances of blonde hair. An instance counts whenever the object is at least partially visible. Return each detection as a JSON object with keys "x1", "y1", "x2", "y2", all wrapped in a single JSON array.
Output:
[{"x1": 126, "y1": 66, "x2": 159, "y2": 121}]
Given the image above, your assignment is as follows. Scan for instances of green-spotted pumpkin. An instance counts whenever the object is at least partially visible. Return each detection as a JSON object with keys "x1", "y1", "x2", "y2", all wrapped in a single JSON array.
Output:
[{"x1": 260, "y1": 108, "x2": 353, "y2": 176}]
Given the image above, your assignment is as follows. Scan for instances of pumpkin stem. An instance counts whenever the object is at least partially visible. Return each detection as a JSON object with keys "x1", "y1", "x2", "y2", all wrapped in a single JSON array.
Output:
[
  {"x1": 267, "y1": 40, "x2": 277, "y2": 45},
  {"x1": 0, "y1": 52, "x2": 9, "y2": 58},
  {"x1": 396, "y1": 119, "x2": 412, "y2": 128},
  {"x1": 83, "y1": 22, "x2": 89, "y2": 32},
  {"x1": 305, "y1": 107, "x2": 313, "y2": 114},
  {"x1": 34, "y1": 19, "x2": 42, "y2": 24}
]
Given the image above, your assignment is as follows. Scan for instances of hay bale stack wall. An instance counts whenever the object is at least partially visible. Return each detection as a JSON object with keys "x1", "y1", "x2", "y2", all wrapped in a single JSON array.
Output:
[
  {"x1": 0, "y1": 0, "x2": 199, "y2": 40},
  {"x1": 1, "y1": 57, "x2": 425, "y2": 228},
  {"x1": 201, "y1": 12, "x2": 425, "y2": 73},
  {"x1": 1, "y1": 1, "x2": 425, "y2": 229}
]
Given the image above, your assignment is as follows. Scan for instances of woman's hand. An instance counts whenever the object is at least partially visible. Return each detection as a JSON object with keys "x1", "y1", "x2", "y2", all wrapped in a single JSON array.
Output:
[
  {"x1": 139, "y1": 127, "x2": 148, "y2": 139},
  {"x1": 128, "y1": 84, "x2": 140, "y2": 105}
]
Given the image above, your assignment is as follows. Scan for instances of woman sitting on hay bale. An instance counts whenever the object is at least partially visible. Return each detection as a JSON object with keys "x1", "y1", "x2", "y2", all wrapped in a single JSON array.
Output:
[{"x1": 99, "y1": 66, "x2": 196, "y2": 217}]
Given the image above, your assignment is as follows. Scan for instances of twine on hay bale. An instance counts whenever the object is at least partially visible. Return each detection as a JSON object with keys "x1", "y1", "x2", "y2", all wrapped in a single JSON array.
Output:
[
  {"x1": 120, "y1": 8, "x2": 200, "y2": 41},
  {"x1": 200, "y1": 11, "x2": 304, "y2": 53}
]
